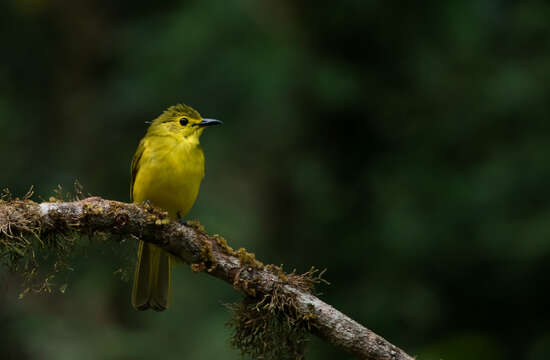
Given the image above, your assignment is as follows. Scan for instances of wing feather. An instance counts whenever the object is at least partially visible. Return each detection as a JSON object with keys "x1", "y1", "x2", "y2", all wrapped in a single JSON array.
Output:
[{"x1": 130, "y1": 138, "x2": 146, "y2": 202}]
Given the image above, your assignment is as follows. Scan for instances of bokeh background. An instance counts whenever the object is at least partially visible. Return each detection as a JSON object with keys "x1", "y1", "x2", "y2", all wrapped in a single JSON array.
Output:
[{"x1": 1, "y1": 1, "x2": 550, "y2": 359}]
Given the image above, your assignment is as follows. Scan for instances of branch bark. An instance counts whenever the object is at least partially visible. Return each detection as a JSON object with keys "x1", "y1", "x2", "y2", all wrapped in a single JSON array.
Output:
[{"x1": 0, "y1": 197, "x2": 414, "y2": 360}]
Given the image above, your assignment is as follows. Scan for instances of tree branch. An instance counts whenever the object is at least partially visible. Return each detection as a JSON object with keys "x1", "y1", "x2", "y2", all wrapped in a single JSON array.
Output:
[{"x1": 0, "y1": 197, "x2": 414, "y2": 360}]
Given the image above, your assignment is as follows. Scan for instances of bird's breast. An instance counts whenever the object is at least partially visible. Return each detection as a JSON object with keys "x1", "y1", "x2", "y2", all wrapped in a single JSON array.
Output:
[{"x1": 133, "y1": 140, "x2": 205, "y2": 219}]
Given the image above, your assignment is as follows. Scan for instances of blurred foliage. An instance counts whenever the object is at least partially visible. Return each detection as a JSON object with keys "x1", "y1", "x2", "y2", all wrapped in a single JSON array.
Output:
[{"x1": 1, "y1": 0, "x2": 550, "y2": 359}]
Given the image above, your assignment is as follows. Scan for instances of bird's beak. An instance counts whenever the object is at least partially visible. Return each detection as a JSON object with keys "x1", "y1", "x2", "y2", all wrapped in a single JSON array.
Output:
[{"x1": 197, "y1": 118, "x2": 223, "y2": 127}]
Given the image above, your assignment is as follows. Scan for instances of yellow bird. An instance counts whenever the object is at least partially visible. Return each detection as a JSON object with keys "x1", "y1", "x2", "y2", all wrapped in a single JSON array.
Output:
[{"x1": 130, "y1": 104, "x2": 222, "y2": 311}]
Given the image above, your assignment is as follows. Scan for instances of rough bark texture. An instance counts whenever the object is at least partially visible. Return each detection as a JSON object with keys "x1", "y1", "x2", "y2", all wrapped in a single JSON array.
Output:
[{"x1": 0, "y1": 197, "x2": 414, "y2": 360}]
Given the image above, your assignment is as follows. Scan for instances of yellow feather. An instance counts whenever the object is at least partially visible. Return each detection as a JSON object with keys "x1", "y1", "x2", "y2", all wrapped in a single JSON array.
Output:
[{"x1": 130, "y1": 104, "x2": 220, "y2": 311}]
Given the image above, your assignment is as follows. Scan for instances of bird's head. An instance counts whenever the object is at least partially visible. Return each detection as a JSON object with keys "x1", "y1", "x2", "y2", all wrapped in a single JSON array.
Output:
[{"x1": 147, "y1": 104, "x2": 222, "y2": 140}]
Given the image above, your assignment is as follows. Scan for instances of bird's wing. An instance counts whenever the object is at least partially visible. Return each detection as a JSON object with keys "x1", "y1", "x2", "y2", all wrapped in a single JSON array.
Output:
[{"x1": 130, "y1": 138, "x2": 146, "y2": 202}]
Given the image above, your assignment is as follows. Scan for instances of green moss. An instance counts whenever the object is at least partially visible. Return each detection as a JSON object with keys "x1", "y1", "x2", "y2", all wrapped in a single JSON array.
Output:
[
  {"x1": 154, "y1": 218, "x2": 170, "y2": 225},
  {"x1": 227, "y1": 267, "x2": 327, "y2": 359},
  {"x1": 213, "y1": 234, "x2": 235, "y2": 255},
  {"x1": 266, "y1": 264, "x2": 289, "y2": 282},
  {"x1": 186, "y1": 219, "x2": 205, "y2": 232},
  {"x1": 199, "y1": 242, "x2": 216, "y2": 272},
  {"x1": 190, "y1": 262, "x2": 206, "y2": 272},
  {"x1": 190, "y1": 240, "x2": 217, "y2": 274},
  {"x1": 202, "y1": 243, "x2": 215, "y2": 262},
  {"x1": 235, "y1": 247, "x2": 264, "y2": 269}
]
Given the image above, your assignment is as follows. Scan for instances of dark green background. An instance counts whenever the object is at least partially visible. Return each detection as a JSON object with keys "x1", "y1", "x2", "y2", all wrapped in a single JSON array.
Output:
[{"x1": 1, "y1": 1, "x2": 549, "y2": 359}]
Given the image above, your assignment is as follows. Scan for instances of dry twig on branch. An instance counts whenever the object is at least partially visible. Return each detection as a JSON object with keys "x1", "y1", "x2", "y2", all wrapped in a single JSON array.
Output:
[{"x1": 0, "y1": 196, "x2": 414, "y2": 360}]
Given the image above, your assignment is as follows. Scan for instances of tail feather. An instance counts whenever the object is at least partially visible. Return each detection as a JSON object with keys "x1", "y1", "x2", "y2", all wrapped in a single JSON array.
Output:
[{"x1": 132, "y1": 241, "x2": 172, "y2": 311}]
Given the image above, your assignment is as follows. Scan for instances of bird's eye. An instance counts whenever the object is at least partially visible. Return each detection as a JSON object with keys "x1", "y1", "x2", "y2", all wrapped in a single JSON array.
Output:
[{"x1": 179, "y1": 117, "x2": 188, "y2": 126}]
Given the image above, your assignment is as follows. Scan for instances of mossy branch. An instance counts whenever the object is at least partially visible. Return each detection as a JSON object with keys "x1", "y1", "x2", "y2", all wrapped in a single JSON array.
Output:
[{"x1": 0, "y1": 196, "x2": 414, "y2": 360}]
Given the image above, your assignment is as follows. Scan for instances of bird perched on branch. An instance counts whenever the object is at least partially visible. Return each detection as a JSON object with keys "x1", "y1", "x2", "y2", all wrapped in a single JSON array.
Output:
[{"x1": 130, "y1": 104, "x2": 222, "y2": 311}]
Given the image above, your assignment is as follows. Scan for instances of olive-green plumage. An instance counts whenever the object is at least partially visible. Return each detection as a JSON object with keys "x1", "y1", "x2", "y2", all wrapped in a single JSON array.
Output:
[{"x1": 131, "y1": 104, "x2": 221, "y2": 311}]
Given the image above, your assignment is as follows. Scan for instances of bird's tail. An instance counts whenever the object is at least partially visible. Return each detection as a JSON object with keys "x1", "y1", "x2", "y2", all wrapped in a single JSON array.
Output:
[{"x1": 132, "y1": 240, "x2": 172, "y2": 311}]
